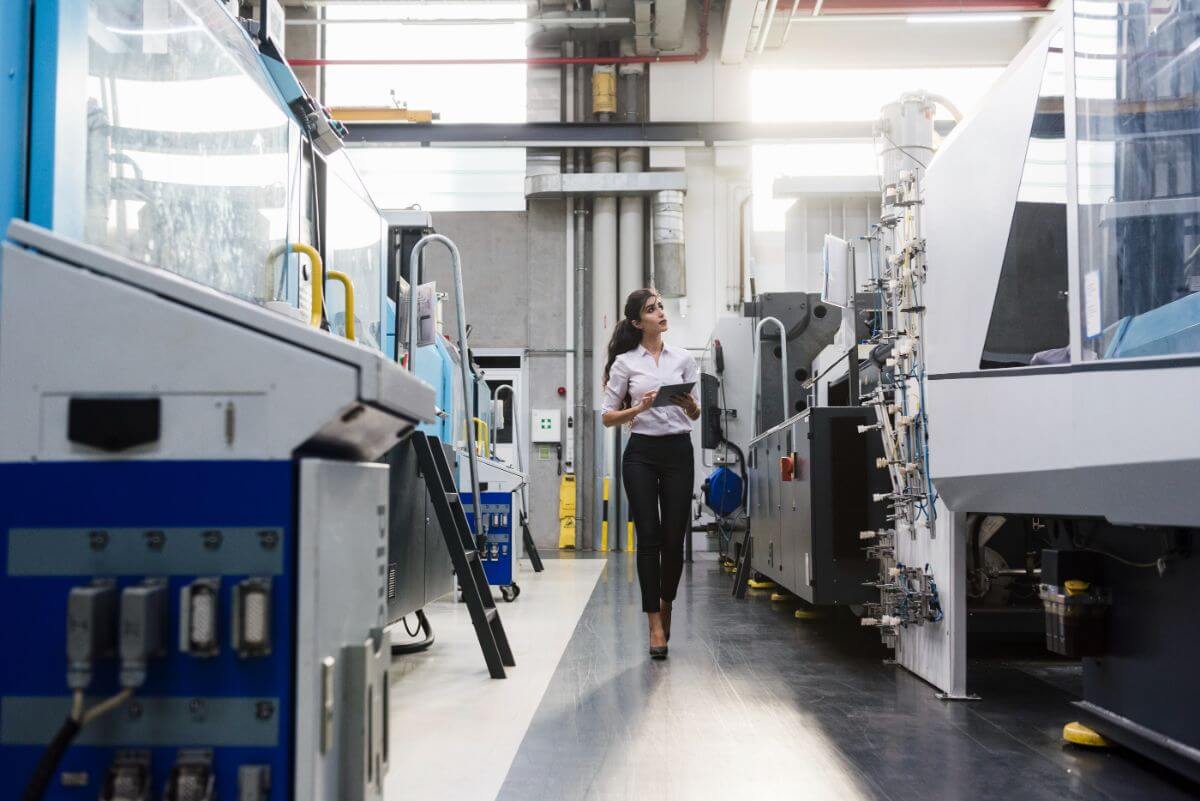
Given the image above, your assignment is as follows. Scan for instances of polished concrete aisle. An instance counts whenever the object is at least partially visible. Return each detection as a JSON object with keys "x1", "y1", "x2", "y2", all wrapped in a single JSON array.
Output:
[
  {"x1": 491, "y1": 554, "x2": 1198, "y2": 801},
  {"x1": 384, "y1": 557, "x2": 607, "y2": 801}
]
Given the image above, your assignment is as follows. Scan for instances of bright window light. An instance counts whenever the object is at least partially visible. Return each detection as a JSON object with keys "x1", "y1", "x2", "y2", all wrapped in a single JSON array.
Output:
[
  {"x1": 325, "y1": 3, "x2": 527, "y2": 211},
  {"x1": 749, "y1": 66, "x2": 1002, "y2": 231},
  {"x1": 751, "y1": 67, "x2": 1003, "y2": 123},
  {"x1": 751, "y1": 143, "x2": 877, "y2": 231},
  {"x1": 324, "y1": 2, "x2": 526, "y2": 123},
  {"x1": 349, "y1": 147, "x2": 526, "y2": 212}
]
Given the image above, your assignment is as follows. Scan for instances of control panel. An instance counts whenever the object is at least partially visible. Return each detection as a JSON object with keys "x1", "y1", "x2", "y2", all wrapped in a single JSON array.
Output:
[
  {"x1": 0, "y1": 461, "x2": 294, "y2": 800},
  {"x1": 461, "y1": 492, "x2": 515, "y2": 589}
]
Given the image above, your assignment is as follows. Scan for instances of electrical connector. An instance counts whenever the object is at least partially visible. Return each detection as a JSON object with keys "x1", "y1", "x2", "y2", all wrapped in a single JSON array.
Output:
[
  {"x1": 233, "y1": 578, "x2": 272, "y2": 659},
  {"x1": 238, "y1": 766, "x2": 271, "y2": 801},
  {"x1": 165, "y1": 749, "x2": 214, "y2": 801},
  {"x1": 119, "y1": 580, "x2": 168, "y2": 689},
  {"x1": 100, "y1": 750, "x2": 151, "y2": 801},
  {"x1": 66, "y1": 579, "x2": 117, "y2": 690},
  {"x1": 180, "y1": 578, "x2": 220, "y2": 657}
]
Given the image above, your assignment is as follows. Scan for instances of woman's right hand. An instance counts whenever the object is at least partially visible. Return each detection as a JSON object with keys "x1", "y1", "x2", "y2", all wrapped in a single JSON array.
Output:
[{"x1": 633, "y1": 390, "x2": 657, "y2": 415}]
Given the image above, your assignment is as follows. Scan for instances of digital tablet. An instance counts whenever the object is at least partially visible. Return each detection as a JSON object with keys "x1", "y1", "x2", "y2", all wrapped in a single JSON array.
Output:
[{"x1": 651, "y1": 381, "x2": 696, "y2": 408}]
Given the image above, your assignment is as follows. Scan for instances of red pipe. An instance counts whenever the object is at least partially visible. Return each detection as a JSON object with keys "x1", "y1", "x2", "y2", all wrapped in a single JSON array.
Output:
[{"x1": 289, "y1": 0, "x2": 710, "y2": 68}]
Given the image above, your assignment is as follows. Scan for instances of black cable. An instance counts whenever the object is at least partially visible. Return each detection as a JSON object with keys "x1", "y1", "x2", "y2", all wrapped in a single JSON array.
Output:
[
  {"x1": 401, "y1": 614, "x2": 421, "y2": 638},
  {"x1": 880, "y1": 130, "x2": 929, "y2": 170},
  {"x1": 391, "y1": 609, "x2": 435, "y2": 654},
  {"x1": 20, "y1": 717, "x2": 81, "y2": 801}
]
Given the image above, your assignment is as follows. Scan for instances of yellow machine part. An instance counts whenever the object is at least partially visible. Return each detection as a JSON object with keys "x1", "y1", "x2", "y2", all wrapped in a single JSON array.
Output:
[
  {"x1": 1063, "y1": 721, "x2": 1110, "y2": 747},
  {"x1": 329, "y1": 106, "x2": 438, "y2": 123},
  {"x1": 558, "y1": 474, "x2": 576, "y2": 548},
  {"x1": 592, "y1": 66, "x2": 616, "y2": 116},
  {"x1": 747, "y1": 579, "x2": 777, "y2": 590},
  {"x1": 600, "y1": 477, "x2": 610, "y2": 551}
]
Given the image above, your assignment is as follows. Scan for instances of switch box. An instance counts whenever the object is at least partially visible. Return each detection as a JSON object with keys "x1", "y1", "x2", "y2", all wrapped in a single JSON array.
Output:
[{"x1": 530, "y1": 409, "x2": 561, "y2": 443}]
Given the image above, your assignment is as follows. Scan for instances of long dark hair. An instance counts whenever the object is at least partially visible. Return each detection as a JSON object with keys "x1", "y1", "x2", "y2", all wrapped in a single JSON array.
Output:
[{"x1": 603, "y1": 288, "x2": 658, "y2": 393}]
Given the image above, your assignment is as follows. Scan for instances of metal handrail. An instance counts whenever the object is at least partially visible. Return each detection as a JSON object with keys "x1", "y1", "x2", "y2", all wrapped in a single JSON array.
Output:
[
  {"x1": 492, "y1": 384, "x2": 531, "y2": 517},
  {"x1": 750, "y1": 316, "x2": 789, "y2": 438},
  {"x1": 407, "y1": 234, "x2": 483, "y2": 537}
]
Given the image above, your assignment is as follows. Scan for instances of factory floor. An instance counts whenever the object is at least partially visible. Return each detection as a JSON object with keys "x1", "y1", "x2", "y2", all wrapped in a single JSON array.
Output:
[{"x1": 385, "y1": 552, "x2": 1198, "y2": 801}]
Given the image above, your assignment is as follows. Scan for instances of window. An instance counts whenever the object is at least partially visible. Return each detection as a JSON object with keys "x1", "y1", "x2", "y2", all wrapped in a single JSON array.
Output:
[
  {"x1": 325, "y1": 2, "x2": 528, "y2": 212},
  {"x1": 750, "y1": 66, "x2": 1004, "y2": 231},
  {"x1": 348, "y1": 148, "x2": 526, "y2": 212},
  {"x1": 1075, "y1": 0, "x2": 1200, "y2": 359}
]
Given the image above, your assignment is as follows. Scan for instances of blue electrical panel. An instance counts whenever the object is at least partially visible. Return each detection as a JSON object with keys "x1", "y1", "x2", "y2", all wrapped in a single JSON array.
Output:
[
  {"x1": 0, "y1": 461, "x2": 295, "y2": 800},
  {"x1": 461, "y1": 492, "x2": 514, "y2": 589}
]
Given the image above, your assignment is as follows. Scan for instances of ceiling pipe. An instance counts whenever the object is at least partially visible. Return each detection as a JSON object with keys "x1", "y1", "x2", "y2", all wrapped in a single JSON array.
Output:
[
  {"x1": 754, "y1": 0, "x2": 780, "y2": 52},
  {"x1": 289, "y1": 0, "x2": 711, "y2": 67},
  {"x1": 284, "y1": 17, "x2": 634, "y2": 26}
]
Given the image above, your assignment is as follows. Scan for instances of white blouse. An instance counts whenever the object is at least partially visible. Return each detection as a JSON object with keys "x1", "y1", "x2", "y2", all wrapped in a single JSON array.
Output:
[{"x1": 601, "y1": 343, "x2": 700, "y2": 436}]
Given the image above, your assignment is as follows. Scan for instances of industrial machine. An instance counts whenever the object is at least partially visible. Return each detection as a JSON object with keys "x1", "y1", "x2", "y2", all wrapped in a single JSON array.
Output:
[
  {"x1": 914, "y1": 0, "x2": 1200, "y2": 776},
  {"x1": 701, "y1": 286, "x2": 879, "y2": 594},
  {"x1": 772, "y1": 0, "x2": 1200, "y2": 779},
  {"x1": 746, "y1": 408, "x2": 889, "y2": 604},
  {"x1": 0, "y1": 1, "x2": 443, "y2": 797}
]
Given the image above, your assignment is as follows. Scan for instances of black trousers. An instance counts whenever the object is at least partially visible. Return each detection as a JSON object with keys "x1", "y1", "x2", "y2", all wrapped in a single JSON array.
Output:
[{"x1": 622, "y1": 432, "x2": 694, "y2": 613}]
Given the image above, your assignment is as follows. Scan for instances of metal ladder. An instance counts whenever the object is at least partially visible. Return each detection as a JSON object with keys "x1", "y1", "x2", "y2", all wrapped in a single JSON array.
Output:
[{"x1": 412, "y1": 430, "x2": 515, "y2": 679}]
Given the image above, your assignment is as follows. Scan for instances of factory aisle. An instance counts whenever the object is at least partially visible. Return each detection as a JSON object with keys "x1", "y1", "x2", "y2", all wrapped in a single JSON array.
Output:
[
  {"x1": 384, "y1": 555, "x2": 606, "y2": 801},
  {"x1": 388, "y1": 554, "x2": 1198, "y2": 801}
]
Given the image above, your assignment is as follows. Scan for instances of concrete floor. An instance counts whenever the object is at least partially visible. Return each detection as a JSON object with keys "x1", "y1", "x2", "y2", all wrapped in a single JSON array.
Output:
[{"x1": 386, "y1": 553, "x2": 1200, "y2": 801}]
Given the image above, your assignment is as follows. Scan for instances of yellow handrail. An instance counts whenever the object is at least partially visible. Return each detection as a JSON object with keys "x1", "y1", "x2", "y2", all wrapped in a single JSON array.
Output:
[
  {"x1": 326, "y1": 270, "x2": 356, "y2": 342},
  {"x1": 265, "y1": 243, "x2": 356, "y2": 341},
  {"x1": 472, "y1": 417, "x2": 490, "y2": 457},
  {"x1": 265, "y1": 242, "x2": 324, "y2": 328}
]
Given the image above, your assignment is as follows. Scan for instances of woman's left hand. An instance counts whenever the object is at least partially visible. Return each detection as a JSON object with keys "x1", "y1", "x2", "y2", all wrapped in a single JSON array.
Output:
[{"x1": 671, "y1": 394, "x2": 700, "y2": 419}]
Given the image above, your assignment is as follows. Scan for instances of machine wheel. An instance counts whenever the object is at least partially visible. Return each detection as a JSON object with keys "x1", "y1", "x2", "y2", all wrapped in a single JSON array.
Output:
[{"x1": 500, "y1": 585, "x2": 518, "y2": 603}]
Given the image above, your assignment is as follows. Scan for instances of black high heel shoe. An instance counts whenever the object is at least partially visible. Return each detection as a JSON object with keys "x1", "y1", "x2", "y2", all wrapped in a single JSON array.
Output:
[{"x1": 649, "y1": 645, "x2": 668, "y2": 660}]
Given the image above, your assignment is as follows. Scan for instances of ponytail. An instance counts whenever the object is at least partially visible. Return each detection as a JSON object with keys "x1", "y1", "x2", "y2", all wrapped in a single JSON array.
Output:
[
  {"x1": 602, "y1": 288, "x2": 659, "y2": 407},
  {"x1": 603, "y1": 318, "x2": 643, "y2": 385}
]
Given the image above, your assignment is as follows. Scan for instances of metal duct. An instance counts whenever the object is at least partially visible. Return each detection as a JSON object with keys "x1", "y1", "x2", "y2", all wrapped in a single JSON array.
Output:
[{"x1": 652, "y1": 190, "x2": 686, "y2": 298}]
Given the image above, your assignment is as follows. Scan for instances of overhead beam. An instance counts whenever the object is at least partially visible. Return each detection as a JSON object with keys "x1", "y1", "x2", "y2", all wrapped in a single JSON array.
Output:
[
  {"x1": 342, "y1": 120, "x2": 956, "y2": 148},
  {"x1": 526, "y1": 171, "x2": 688, "y2": 199}
]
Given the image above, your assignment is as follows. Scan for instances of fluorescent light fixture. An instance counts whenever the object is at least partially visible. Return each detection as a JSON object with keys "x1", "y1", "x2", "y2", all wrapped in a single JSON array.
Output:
[{"x1": 907, "y1": 13, "x2": 1026, "y2": 24}]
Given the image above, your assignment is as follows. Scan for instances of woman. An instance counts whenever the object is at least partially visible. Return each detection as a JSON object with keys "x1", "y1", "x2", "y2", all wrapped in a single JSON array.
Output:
[{"x1": 601, "y1": 288, "x2": 700, "y2": 660}]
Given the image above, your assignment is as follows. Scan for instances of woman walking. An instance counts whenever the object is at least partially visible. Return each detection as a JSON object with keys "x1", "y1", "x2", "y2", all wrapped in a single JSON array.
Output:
[{"x1": 601, "y1": 288, "x2": 700, "y2": 659}]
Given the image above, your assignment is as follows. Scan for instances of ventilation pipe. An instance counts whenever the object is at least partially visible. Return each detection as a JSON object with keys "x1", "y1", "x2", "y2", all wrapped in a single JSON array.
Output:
[
  {"x1": 591, "y1": 147, "x2": 618, "y2": 501},
  {"x1": 652, "y1": 190, "x2": 686, "y2": 297},
  {"x1": 614, "y1": 50, "x2": 644, "y2": 554}
]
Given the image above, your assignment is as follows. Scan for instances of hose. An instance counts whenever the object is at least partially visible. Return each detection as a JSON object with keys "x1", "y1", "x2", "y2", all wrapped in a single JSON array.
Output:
[{"x1": 391, "y1": 609, "x2": 435, "y2": 655}]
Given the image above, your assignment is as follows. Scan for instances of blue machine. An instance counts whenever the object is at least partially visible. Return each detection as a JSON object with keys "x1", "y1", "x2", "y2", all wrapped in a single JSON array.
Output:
[
  {"x1": 461, "y1": 492, "x2": 518, "y2": 599},
  {"x1": 704, "y1": 466, "x2": 744, "y2": 518},
  {"x1": 0, "y1": 2, "x2": 437, "y2": 799}
]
